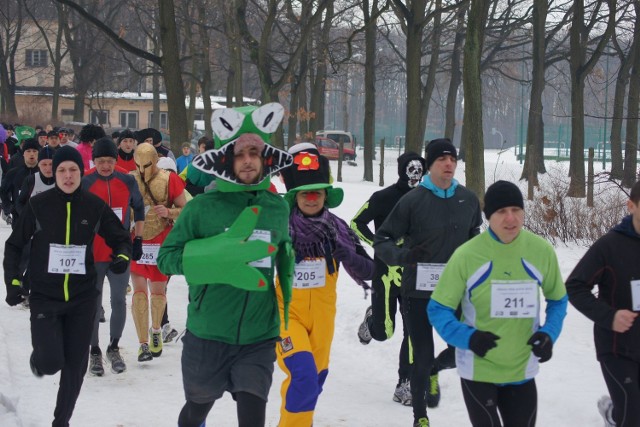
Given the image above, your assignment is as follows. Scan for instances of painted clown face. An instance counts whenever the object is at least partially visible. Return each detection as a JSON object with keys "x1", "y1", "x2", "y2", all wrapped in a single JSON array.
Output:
[
  {"x1": 406, "y1": 159, "x2": 424, "y2": 188},
  {"x1": 191, "y1": 103, "x2": 293, "y2": 190},
  {"x1": 134, "y1": 143, "x2": 159, "y2": 183}
]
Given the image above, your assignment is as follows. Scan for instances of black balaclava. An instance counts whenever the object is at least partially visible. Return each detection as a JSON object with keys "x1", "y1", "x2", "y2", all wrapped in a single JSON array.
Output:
[{"x1": 397, "y1": 151, "x2": 426, "y2": 189}]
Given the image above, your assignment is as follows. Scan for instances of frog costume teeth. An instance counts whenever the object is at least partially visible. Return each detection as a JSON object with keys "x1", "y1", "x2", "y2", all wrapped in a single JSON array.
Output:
[{"x1": 191, "y1": 102, "x2": 293, "y2": 192}]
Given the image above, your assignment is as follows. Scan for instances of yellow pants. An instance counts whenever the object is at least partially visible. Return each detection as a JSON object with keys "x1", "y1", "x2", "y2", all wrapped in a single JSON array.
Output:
[{"x1": 276, "y1": 269, "x2": 337, "y2": 427}]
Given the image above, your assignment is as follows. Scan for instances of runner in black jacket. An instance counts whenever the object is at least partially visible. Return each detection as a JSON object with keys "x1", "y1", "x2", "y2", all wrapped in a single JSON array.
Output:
[
  {"x1": 566, "y1": 180, "x2": 640, "y2": 427},
  {"x1": 351, "y1": 151, "x2": 425, "y2": 405},
  {"x1": 3, "y1": 146, "x2": 132, "y2": 427}
]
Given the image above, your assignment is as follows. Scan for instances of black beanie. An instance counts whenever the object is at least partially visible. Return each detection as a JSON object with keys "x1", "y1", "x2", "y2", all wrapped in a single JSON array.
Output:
[
  {"x1": 22, "y1": 138, "x2": 41, "y2": 152},
  {"x1": 425, "y1": 138, "x2": 457, "y2": 170},
  {"x1": 38, "y1": 145, "x2": 55, "y2": 162},
  {"x1": 483, "y1": 180, "x2": 524, "y2": 219},
  {"x1": 53, "y1": 145, "x2": 84, "y2": 176},
  {"x1": 118, "y1": 129, "x2": 136, "y2": 145},
  {"x1": 92, "y1": 137, "x2": 118, "y2": 160}
]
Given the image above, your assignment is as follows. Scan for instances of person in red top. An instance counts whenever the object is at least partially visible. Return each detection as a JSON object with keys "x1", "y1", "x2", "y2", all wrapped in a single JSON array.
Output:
[
  {"x1": 130, "y1": 143, "x2": 187, "y2": 361},
  {"x1": 116, "y1": 129, "x2": 137, "y2": 172},
  {"x1": 82, "y1": 137, "x2": 146, "y2": 375}
]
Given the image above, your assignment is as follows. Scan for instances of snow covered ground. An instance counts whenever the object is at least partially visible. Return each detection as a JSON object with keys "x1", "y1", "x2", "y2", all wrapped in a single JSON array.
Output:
[{"x1": 0, "y1": 148, "x2": 618, "y2": 426}]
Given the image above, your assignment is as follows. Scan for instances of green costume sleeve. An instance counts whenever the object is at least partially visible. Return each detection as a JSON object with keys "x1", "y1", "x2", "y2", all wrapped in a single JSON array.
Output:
[
  {"x1": 276, "y1": 240, "x2": 295, "y2": 329},
  {"x1": 182, "y1": 206, "x2": 278, "y2": 291},
  {"x1": 186, "y1": 164, "x2": 215, "y2": 187}
]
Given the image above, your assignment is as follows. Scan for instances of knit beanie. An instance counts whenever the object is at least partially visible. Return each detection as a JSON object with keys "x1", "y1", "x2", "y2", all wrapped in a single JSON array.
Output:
[
  {"x1": 483, "y1": 180, "x2": 524, "y2": 219},
  {"x1": 92, "y1": 137, "x2": 118, "y2": 160},
  {"x1": 53, "y1": 145, "x2": 84, "y2": 176},
  {"x1": 118, "y1": 129, "x2": 136, "y2": 145},
  {"x1": 38, "y1": 145, "x2": 55, "y2": 162},
  {"x1": 22, "y1": 138, "x2": 41, "y2": 152},
  {"x1": 425, "y1": 138, "x2": 457, "y2": 170}
]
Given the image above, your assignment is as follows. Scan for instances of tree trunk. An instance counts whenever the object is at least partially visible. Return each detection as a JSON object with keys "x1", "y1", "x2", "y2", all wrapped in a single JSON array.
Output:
[
  {"x1": 622, "y1": 8, "x2": 640, "y2": 188},
  {"x1": 521, "y1": 0, "x2": 547, "y2": 185},
  {"x1": 225, "y1": 0, "x2": 243, "y2": 107},
  {"x1": 198, "y1": 1, "x2": 213, "y2": 138},
  {"x1": 403, "y1": 0, "x2": 427, "y2": 154},
  {"x1": 567, "y1": 0, "x2": 615, "y2": 197},
  {"x1": 461, "y1": 0, "x2": 489, "y2": 198},
  {"x1": 444, "y1": 6, "x2": 466, "y2": 141},
  {"x1": 609, "y1": 55, "x2": 632, "y2": 180},
  {"x1": 362, "y1": 0, "x2": 378, "y2": 182},
  {"x1": 417, "y1": 0, "x2": 442, "y2": 143},
  {"x1": 158, "y1": 0, "x2": 189, "y2": 150}
]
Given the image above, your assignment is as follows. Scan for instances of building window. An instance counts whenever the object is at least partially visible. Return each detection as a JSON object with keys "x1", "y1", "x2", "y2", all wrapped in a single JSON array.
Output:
[
  {"x1": 120, "y1": 111, "x2": 138, "y2": 129},
  {"x1": 148, "y1": 111, "x2": 168, "y2": 129},
  {"x1": 194, "y1": 112, "x2": 204, "y2": 121},
  {"x1": 89, "y1": 110, "x2": 109, "y2": 125},
  {"x1": 60, "y1": 109, "x2": 74, "y2": 122},
  {"x1": 25, "y1": 49, "x2": 48, "y2": 67}
]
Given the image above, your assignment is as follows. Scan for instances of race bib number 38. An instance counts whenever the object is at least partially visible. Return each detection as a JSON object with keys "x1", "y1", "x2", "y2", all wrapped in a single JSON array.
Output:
[
  {"x1": 416, "y1": 263, "x2": 445, "y2": 292},
  {"x1": 48, "y1": 244, "x2": 87, "y2": 274},
  {"x1": 490, "y1": 281, "x2": 538, "y2": 318}
]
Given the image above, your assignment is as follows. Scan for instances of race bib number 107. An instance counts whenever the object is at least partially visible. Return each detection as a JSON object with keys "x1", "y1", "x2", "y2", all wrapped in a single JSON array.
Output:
[{"x1": 48, "y1": 244, "x2": 87, "y2": 274}]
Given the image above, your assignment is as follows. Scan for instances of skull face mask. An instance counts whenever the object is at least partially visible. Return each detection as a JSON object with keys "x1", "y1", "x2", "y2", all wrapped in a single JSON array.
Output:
[
  {"x1": 406, "y1": 159, "x2": 424, "y2": 188},
  {"x1": 134, "y1": 143, "x2": 159, "y2": 183}
]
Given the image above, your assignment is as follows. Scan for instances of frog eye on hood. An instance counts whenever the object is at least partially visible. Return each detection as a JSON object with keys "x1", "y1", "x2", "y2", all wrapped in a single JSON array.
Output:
[
  {"x1": 211, "y1": 108, "x2": 245, "y2": 141},
  {"x1": 252, "y1": 103, "x2": 284, "y2": 134}
]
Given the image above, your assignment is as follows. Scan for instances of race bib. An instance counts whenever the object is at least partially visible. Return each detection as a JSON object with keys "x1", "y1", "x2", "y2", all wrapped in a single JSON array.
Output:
[
  {"x1": 490, "y1": 281, "x2": 538, "y2": 318},
  {"x1": 631, "y1": 280, "x2": 640, "y2": 311},
  {"x1": 48, "y1": 244, "x2": 87, "y2": 274},
  {"x1": 293, "y1": 260, "x2": 326, "y2": 289},
  {"x1": 112, "y1": 207, "x2": 123, "y2": 221},
  {"x1": 137, "y1": 243, "x2": 160, "y2": 265},
  {"x1": 416, "y1": 263, "x2": 445, "y2": 291},
  {"x1": 248, "y1": 230, "x2": 272, "y2": 269}
]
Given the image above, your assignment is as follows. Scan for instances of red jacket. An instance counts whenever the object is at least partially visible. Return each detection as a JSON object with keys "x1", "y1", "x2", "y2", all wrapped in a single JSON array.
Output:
[{"x1": 81, "y1": 166, "x2": 145, "y2": 262}]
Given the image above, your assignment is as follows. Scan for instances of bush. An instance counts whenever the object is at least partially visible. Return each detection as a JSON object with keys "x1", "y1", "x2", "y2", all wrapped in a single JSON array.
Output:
[{"x1": 524, "y1": 165, "x2": 628, "y2": 246}]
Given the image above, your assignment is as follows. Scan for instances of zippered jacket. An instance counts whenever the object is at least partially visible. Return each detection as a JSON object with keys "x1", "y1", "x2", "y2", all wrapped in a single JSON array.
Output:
[
  {"x1": 3, "y1": 186, "x2": 132, "y2": 302},
  {"x1": 374, "y1": 178, "x2": 482, "y2": 298},
  {"x1": 157, "y1": 189, "x2": 291, "y2": 345},
  {"x1": 566, "y1": 215, "x2": 640, "y2": 362}
]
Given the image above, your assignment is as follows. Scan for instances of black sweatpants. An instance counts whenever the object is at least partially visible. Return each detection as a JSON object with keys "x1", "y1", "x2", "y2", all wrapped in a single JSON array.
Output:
[
  {"x1": 402, "y1": 297, "x2": 435, "y2": 420},
  {"x1": 461, "y1": 378, "x2": 537, "y2": 427},
  {"x1": 600, "y1": 354, "x2": 640, "y2": 427},
  {"x1": 369, "y1": 273, "x2": 411, "y2": 382},
  {"x1": 30, "y1": 292, "x2": 97, "y2": 427}
]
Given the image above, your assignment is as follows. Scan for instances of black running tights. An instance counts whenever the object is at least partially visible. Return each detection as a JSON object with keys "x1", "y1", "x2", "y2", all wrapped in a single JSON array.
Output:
[
  {"x1": 460, "y1": 378, "x2": 537, "y2": 427},
  {"x1": 600, "y1": 354, "x2": 640, "y2": 427},
  {"x1": 178, "y1": 392, "x2": 267, "y2": 427}
]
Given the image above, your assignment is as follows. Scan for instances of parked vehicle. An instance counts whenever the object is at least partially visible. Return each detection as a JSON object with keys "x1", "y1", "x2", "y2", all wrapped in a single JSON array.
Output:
[{"x1": 315, "y1": 137, "x2": 356, "y2": 161}]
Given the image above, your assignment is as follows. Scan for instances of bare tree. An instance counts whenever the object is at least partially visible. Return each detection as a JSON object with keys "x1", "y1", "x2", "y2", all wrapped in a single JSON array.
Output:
[
  {"x1": 0, "y1": 0, "x2": 23, "y2": 115},
  {"x1": 55, "y1": 0, "x2": 190, "y2": 148},
  {"x1": 567, "y1": 0, "x2": 616, "y2": 197},
  {"x1": 621, "y1": 0, "x2": 640, "y2": 187},
  {"x1": 460, "y1": 0, "x2": 490, "y2": 198}
]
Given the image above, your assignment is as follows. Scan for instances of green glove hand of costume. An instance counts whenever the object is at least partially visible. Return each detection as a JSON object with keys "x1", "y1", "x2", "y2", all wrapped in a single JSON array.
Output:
[
  {"x1": 276, "y1": 240, "x2": 295, "y2": 329},
  {"x1": 182, "y1": 206, "x2": 277, "y2": 290}
]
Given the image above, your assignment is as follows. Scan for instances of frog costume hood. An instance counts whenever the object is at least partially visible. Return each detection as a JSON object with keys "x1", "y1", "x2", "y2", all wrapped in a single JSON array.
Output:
[{"x1": 191, "y1": 103, "x2": 293, "y2": 192}]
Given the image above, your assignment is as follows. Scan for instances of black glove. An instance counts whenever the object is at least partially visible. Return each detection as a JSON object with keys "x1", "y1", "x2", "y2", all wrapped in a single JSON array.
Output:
[
  {"x1": 109, "y1": 254, "x2": 130, "y2": 274},
  {"x1": 5, "y1": 279, "x2": 25, "y2": 306},
  {"x1": 132, "y1": 236, "x2": 143, "y2": 261},
  {"x1": 469, "y1": 330, "x2": 500, "y2": 357},
  {"x1": 527, "y1": 331, "x2": 553, "y2": 363},
  {"x1": 2, "y1": 211, "x2": 12, "y2": 225},
  {"x1": 403, "y1": 242, "x2": 430, "y2": 265}
]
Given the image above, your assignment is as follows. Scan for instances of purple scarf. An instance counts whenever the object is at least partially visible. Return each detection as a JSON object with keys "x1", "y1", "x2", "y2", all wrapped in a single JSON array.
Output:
[{"x1": 289, "y1": 206, "x2": 367, "y2": 286}]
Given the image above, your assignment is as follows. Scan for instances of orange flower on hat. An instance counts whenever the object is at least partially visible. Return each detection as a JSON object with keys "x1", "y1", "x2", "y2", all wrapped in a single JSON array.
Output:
[{"x1": 293, "y1": 151, "x2": 320, "y2": 171}]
